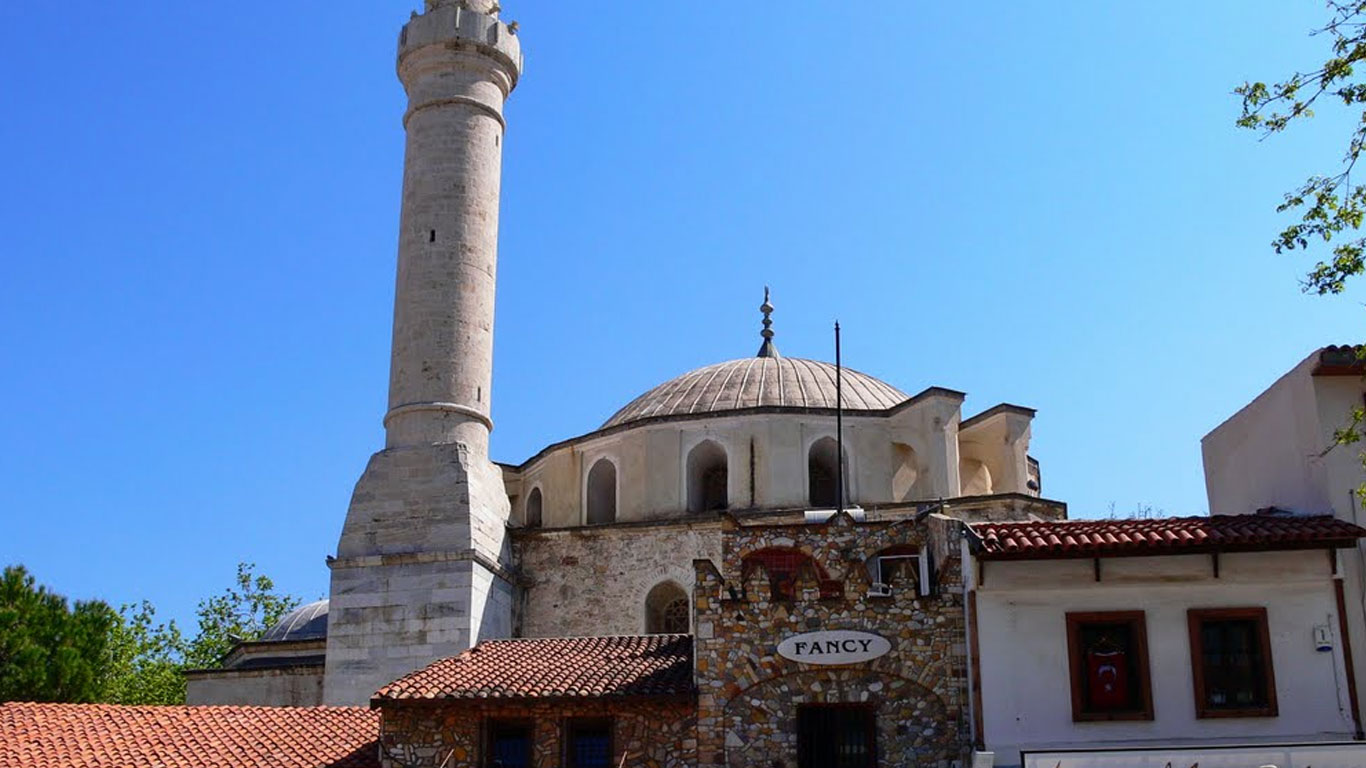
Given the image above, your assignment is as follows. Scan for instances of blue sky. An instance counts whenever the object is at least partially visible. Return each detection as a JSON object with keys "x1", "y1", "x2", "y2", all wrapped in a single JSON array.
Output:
[{"x1": 1, "y1": 1, "x2": 1363, "y2": 630}]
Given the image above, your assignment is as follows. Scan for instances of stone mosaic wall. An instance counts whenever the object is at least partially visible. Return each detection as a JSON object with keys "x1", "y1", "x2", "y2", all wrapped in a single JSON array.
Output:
[
  {"x1": 693, "y1": 512, "x2": 972, "y2": 768},
  {"x1": 378, "y1": 697, "x2": 697, "y2": 768}
]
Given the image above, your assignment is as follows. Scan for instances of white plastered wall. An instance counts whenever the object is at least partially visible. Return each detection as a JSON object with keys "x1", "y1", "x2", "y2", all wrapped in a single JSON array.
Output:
[
  {"x1": 958, "y1": 408, "x2": 1033, "y2": 498},
  {"x1": 1202, "y1": 352, "x2": 1333, "y2": 518},
  {"x1": 974, "y1": 551, "x2": 1357, "y2": 768},
  {"x1": 1202, "y1": 349, "x2": 1366, "y2": 739},
  {"x1": 507, "y1": 395, "x2": 981, "y2": 527}
]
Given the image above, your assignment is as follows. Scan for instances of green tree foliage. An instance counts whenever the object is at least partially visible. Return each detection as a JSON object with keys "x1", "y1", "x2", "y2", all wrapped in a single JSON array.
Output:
[
  {"x1": 102, "y1": 601, "x2": 186, "y2": 705},
  {"x1": 184, "y1": 562, "x2": 301, "y2": 670},
  {"x1": 1238, "y1": 1, "x2": 1366, "y2": 469},
  {"x1": 1238, "y1": 0, "x2": 1366, "y2": 295},
  {"x1": 0, "y1": 565, "x2": 117, "y2": 703},
  {"x1": 0, "y1": 562, "x2": 300, "y2": 705}
]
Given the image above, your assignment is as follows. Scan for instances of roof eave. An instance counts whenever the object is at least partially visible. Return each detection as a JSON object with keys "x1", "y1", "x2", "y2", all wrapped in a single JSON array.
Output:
[
  {"x1": 978, "y1": 539, "x2": 1361, "y2": 562},
  {"x1": 371, "y1": 689, "x2": 698, "y2": 710}
]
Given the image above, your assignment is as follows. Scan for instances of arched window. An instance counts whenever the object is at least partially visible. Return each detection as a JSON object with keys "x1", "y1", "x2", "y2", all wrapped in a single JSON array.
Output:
[
  {"x1": 687, "y1": 440, "x2": 728, "y2": 513},
  {"x1": 645, "y1": 582, "x2": 689, "y2": 634},
  {"x1": 891, "y1": 442, "x2": 920, "y2": 502},
  {"x1": 741, "y1": 547, "x2": 840, "y2": 600},
  {"x1": 808, "y1": 437, "x2": 842, "y2": 508},
  {"x1": 586, "y1": 458, "x2": 617, "y2": 525},
  {"x1": 525, "y1": 486, "x2": 543, "y2": 528},
  {"x1": 960, "y1": 458, "x2": 993, "y2": 496}
]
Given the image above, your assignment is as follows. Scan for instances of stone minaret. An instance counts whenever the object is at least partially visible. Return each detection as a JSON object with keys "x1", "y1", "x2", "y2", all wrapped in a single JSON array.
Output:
[{"x1": 324, "y1": 0, "x2": 523, "y2": 706}]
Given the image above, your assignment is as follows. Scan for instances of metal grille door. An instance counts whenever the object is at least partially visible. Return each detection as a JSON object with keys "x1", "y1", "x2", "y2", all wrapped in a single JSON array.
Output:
[{"x1": 797, "y1": 705, "x2": 876, "y2": 768}]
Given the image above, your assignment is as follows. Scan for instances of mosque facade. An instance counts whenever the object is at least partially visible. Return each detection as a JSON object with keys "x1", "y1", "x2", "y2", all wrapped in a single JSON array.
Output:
[{"x1": 180, "y1": 2, "x2": 1366, "y2": 767}]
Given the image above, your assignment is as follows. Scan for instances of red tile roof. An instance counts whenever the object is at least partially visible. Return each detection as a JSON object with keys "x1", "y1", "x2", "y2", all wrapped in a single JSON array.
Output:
[
  {"x1": 1314, "y1": 345, "x2": 1366, "y2": 375},
  {"x1": 374, "y1": 634, "x2": 694, "y2": 703},
  {"x1": 0, "y1": 702, "x2": 378, "y2": 768},
  {"x1": 971, "y1": 514, "x2": 1366, "y2": 560}
]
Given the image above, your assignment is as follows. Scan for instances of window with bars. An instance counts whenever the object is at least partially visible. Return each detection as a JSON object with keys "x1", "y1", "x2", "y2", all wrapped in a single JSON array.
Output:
[
  {"x1": 565, "y1": 719, "x2": 612, "y2": 768},
  {"x1": 1188, "y1": 607, "x2": 1278, "y2": 718},
  {"x1": 797, "y1": 704, "x2": 876, "y2": 768},
  {"x1": 645, "y1": 582, "x2": 689, "y2": 634},
  {"x1": 661, "y1": 597, "x2": 689, "y2": 634},
  {"x1": 484, "y1": 720, "x2": 531, "y2": 768}
]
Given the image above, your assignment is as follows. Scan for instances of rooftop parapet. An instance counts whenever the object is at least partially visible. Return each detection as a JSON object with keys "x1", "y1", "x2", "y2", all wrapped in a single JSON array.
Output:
[{"x1": 400, "y1": 2, "x2": 523, "y2": 86}]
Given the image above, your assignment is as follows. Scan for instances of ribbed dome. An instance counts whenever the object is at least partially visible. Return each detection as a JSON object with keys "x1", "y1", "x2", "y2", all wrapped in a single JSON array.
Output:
[
  {"x1": 260, "y1": 599, "x2": 328, "y2": 642},
  {"x1": 602, "y1": 357, "x2": 908, "y2": 429}
]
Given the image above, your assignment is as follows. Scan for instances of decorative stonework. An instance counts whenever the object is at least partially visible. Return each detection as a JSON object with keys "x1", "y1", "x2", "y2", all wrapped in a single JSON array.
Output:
[{"x1": 692, "y1": 512, "x2": 972, "y2": 768}]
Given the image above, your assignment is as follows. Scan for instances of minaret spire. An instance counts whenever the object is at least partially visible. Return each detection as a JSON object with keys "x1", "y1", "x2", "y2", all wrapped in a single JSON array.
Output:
[
  {"x1": 757, "y1": 286, "x2": 779, "y2": 358},
  {"x1": 327, "y1": 1, "x2": 522, "y2": 706}
]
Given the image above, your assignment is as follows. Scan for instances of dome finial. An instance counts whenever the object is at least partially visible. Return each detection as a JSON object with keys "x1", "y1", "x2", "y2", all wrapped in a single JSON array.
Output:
[{"x1": 757, "y1": 286, "x2": 779, "y2": 358}]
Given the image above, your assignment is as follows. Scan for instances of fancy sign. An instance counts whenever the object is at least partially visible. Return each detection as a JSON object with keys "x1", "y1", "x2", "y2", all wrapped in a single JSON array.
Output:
[{"x1": 777, "y1": 630, "x2": 892, "y2": 665}]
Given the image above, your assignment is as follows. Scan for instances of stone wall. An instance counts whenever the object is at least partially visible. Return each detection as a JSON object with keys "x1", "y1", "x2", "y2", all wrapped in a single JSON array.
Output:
[
  {"x1": 515, "y1": 520, "x2": 722, "y2": 637},
  {"x1": 327, "y1": 444, "x2": 515, "y2": 706},
  {"x1": 378, "y1": 698, "x2": 696, "y2": 768},
  {"x1": 183, "y1": 665, "x2": 324, "y2": 707},
  {"x1": 692, "y1": 512, "x2": 972, "y2": 768}
]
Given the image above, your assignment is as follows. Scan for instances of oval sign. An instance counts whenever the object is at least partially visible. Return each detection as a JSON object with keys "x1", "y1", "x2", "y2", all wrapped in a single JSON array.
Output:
[{"x1": 777, "y1": 630, "x2": 891, "y2": 665}]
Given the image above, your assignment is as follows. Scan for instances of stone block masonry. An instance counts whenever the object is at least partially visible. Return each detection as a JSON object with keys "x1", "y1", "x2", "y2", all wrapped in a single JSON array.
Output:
[
  {"x1": 327, "y1": 443, "x2": 513, "y2": 705},
  {"x1": 514, "y1": 519, "x2": 723, "y2": 638}
]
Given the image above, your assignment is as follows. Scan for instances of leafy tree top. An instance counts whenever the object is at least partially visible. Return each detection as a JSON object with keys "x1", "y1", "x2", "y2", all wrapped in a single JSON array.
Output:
[{"x1": 1238, "y1": 0, "x2": 1366, "y2": 295}]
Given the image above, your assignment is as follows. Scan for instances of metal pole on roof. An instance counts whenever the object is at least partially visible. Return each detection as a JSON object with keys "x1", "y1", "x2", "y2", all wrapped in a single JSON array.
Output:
[{"x1": 835, "y1": 321, "x2": 844, "y2": 515}]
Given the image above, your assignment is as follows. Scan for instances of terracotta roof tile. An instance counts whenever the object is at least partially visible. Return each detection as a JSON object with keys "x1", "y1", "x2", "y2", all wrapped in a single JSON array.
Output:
[
  {"x1": 972, "y1": 514, "x2": 1366, "y2": 560},
  {"x1": 0, "y1": 702, "x2": 378, "y2": 768},
  {"x1": 374, "y1": 635, "x2": 694, "y2": 702}
]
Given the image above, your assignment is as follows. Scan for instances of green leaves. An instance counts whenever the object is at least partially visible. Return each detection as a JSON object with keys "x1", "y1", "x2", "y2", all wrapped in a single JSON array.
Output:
[
  {"x1": 184, "y1": 562, "x2": 301, "y2": 670},
  {"x1": 102, "y1": 601, "x2": 186, "y2": 705},
  {"x1": 0, "y1": 562, "x2": 300, "y2": 705},
  {"x1": 1240, "y1": 1, "x2": 1366, "y2": 294},
  {"x1": 0, "y1": 565, "x2": 117, "y2": 703}
]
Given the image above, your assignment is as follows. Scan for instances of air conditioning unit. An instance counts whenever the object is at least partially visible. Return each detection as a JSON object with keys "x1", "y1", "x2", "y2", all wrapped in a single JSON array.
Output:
[
  {"x1": 866, "y1": 582, "x2": 893, "y2": 598},
  {"x1": 803, "y1": 506, "x2": 866, "y2": 524}
]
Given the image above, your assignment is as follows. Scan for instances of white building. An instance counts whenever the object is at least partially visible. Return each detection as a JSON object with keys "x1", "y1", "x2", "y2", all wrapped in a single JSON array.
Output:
[{"x1": 971, "y1": 515, "x2": 1364, "y2": 767}]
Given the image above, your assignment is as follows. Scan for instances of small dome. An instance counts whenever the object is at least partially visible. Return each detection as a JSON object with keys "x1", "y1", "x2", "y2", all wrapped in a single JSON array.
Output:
[
  {"x1": 603, "y1": 357, "x2": 908, "y2": 430},
  {"x1": 260, "y1": 599, "x2": 328, "y2": 642}
]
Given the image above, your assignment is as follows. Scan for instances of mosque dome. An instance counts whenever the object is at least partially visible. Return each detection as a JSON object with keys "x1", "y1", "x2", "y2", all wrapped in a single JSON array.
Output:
[
  {"x1": 259, "y1": 599, "x2": 329, "y2": 643},
  {"x1": 602, "y1": 357, "x2": 908, "y2": 429},
  {"x1": 603, "y1": 289, "x2": 908, "y2": 430}
]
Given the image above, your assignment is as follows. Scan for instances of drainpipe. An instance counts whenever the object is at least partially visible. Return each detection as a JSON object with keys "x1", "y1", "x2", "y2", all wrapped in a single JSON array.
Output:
[{"x1": 1334, "y1": 558, "x2": 1365, "y2": 740}]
